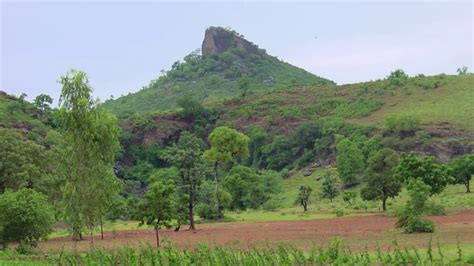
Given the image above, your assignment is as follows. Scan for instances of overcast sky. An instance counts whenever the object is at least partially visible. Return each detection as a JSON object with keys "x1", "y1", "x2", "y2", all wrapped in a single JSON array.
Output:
[{"x1": 1, "y1": 1, "x2": 472, "y2": 104}]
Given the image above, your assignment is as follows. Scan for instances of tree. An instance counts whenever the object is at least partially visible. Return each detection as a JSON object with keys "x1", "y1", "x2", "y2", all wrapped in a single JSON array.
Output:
[
  {"x1": 164, "y1": 131, "x2": 206, "y2": 230},
  {"x1": 177, "y1": 96, "x2": 206, "y2": 120},
  {"x1": 449, "y1": 154, "x2": 474, "y2": 193},
  {"x1": 0, "y1": 128, "x2": 49, "y2": 193},
  {"x1": 395, "y1": 152, "x2": 453, "y2": 195},
  {"x1": 297, "y1": 186, "x2": 312, "y2": 212},
  {"x1": 33, "y1": 94, "x2": 53, "y2": 111},
  {"x1": 0, "y1": 188, "x2": 55, "y2": 248},
  {"x1": 136, "y1": 180, "x2": 177, "y2": 247},
  {"x1": 203, "y1": 127, "x2": 249, "y2": 218},
  {"x1": 321, "y1": 172, "x2": 341, "y2": 202},
  {"x1": 58, "y1": 69, "x2": 121, "y2": 244},
  {"x1": 456, "y1": 66, "x2": 469, "y2": 75},
  {"x1": 395, "y1": 179, "x2": 435, "y2": 233},
  {"x1": 361, "y1": 148, "x2": 401, "y2": 212},
  {"x1": 238, "y1": 74, "x2": 250, "y2": 97},
  {"x1": 336, "y1": 139, "x2": 364, "y2": 186},
  {"x1": 342, "y1": 191, "x2": 357, "y2": 205}
]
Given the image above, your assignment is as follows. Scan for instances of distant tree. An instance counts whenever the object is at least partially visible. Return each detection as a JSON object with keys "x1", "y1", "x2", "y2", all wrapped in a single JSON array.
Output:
[
  {"x1": 177, "y1": 96, "x2": 206, "y2": 120},
  {"x1": 203, "y1": 127, "x2": 249, "y2": 218},
  {"x1": 321, "y1": 172, "x2": 341, "y2": 202},
  {"x1": 387, "y1": 69, "x2": 409, "y2": 86},
  {"x1": 33, "y1": 94, "x2": 53, "y2": 111},
  {"x1": 0, "y1": 188, "x2": 55, "y2": 248},
  {"x1": 164, "y1": 131, "x2": 206, "y2": 230},
  {"x1": 395, "y1": 152, "x2": 453, "y2": 195},
  {"x1": 342, "y1": 191, "x2": 357, "y2": 205},
  {"x1": 336, "y1": 139, "x2": 364, "y2": 186},
  {"x1": 361, "y1": 148, "x2": 401, "y2": 212},
  {"x1": 18, "y1": 93, "x2": 28, "y2": 112},
  {"x1": 449, "y1": 154, "x2": 474, "y2": 193},
  {"x1": 136, "y1": 181, "x2": 176, "y2": 247},
  {"x1": 456, "y1": 66, "x2": 469, "y2": 75},
  {"x1": 238, "y1": 74, "x2": 250, "y2": 97},
  {"x1": 58, "y1": 69, "x2": 121, "y2": 244},
  {"x1": 297, "y1": 186, "x2": 312, "y2": 212}
]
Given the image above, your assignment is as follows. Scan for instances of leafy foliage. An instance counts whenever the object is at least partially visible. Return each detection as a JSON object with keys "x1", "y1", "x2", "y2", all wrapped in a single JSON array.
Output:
[
  {"x1": 321, "y1": 171, "x2": 341, "y2": 202},
  {"x1": 336, "y1": 139, "x2": 365, "y2": 186},
  {"x1": 297, "y1": 186, "x2": 312, "y2": 211},
  {"x1": 0, "y1": 188, "x2": 55, "y2": 247},
  {"x1": 449, "y1": 153, "x2": 474, "y2": 192}
]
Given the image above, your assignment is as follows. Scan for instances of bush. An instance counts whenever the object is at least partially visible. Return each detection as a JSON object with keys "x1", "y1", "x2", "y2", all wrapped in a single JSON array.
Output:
[
  {"x1": 335, "y1": 209, "x2": 345, "y2": 217},
  {"x1": 425, "y1": 199, "x2": 446, "y2": 216},
  {"x1": 402, "y1": 218, "x2": 435, "y2": 233},
  {"x1": 262, "y1": 198, "x2": 281, "y2": 212}
]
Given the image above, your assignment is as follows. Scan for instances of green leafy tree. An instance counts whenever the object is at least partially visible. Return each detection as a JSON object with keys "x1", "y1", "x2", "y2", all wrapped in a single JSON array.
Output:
[
  {"x1": 136, "y1": 180, "x2": 177, "y2": 247},
  {"x1": 449, "y1": 154, "x2": 474, "y2": 193},
  {"x1": 58, "y1": 69, "x2": 121, "y2": 244},
  {"x1": 0, "y1": 188, "x2": 55, "y2": 248},
  {"x1": 336, "y1": 139, "x2": 364, "y2": 186},
  {"x1": 361, "y1": 148, "x2": 401, "y2": 212},
  {"x1": 238, "y1": 74, "x2": 250, "y2": 97},
  {"x1": 0, "y1": 128, "x2": 49, "y2": 193},
  {"x1": 342, "y1": 191, "x2": 357, "y2": 205},
  {"x1": 203, "y1": 127, "x2": 249, "y2": 218},
  {"x1": 395, "y1": 152, "x2": 452, "y2": 195},
  {"x1": 164, "y1": 131, "x2": 206, "y2": 230},
  {"x1": 395, "y1": 179, "x2": 435, "y2": 233},
  {"x1": 33, "y1": 94, "x2": 53, "y2": 111},
  {"x1": 297, "y1": 186, "x2": 312, "y2": 212},
  {"x1": 321, "y1": 172, "x2": 341, "y2": 202}
]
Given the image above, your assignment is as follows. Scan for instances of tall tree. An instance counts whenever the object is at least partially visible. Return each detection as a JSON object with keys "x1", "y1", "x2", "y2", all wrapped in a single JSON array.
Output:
[
  {"x1": 203, "y1": 127, "x2": 249, "y2": 218},
  {"x1": 164, "y1": 131, "x2": 206, "y2": 230},
  {"x1": 361, "y1": 148, "x2": 400, "y2": 212},
  {"x1": 449, "y1": 154, "x2": 474, "y2": 193},
  {"x1": 136, "y1": 180, "x2": 176, "y2": 247},
  {"x1": 58, "y1": 69, "x2": 121, "y2": 245},
  {"x1": 336, "y1": 139, "x2": 364, "y2": 186},
  {"x1": 33, "y1": 94, "x2": 53, "y2": 111},
  {"x1": 395, "y1": 152, "x2": 452, "y2": 195}
]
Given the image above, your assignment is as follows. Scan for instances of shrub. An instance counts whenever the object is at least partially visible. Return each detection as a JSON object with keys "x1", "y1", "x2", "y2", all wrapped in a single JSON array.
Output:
[
  {"x1": 402, "y1": 218, "x2": 435, "y2": 233},
  {"x1": 335, "y1": 209, "x2": 345, "y2": 217},
  {"x1": 262, "y1": 198, "x2": 281, "y2": 212}
]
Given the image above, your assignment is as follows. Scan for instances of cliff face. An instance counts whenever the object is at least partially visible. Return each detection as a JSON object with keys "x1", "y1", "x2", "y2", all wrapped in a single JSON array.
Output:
[{"x1": 202, "y1": 26, "x2": 259, "y2": 56}]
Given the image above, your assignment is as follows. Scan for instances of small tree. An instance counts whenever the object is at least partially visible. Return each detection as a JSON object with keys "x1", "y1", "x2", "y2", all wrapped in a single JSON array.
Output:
[
  {"x1": 0, "y1": 188, "x2": 55, "y2": 248},
  {"x1": 33, "y1": 94, "x2": 53, "y2": 111},
  {"x1": 321, "y1": 172, "x2": 341, "y2": 202},
  {"x1": 395, "y1": 179, "x2": 435, "y2": 233},
  {"x1": 203, "y1": 127, "x2": 249, "y2": 218},
  {"x1": 449, "y1": 153, "x2": 474, "y2": 193},
  {"x1": 238, "y1": 74, "x2": 250, "y2": 97},
  {"x1": 336, "y1": 139, "x2": 364, "y2": 186},
  {"x1": 384, "y1": 114, "x2": 420, "y2": 138},
  {"x1": 361, "y1": 148, "x2": 401, "y2": 212},
  {"x1": 136, "y1": 180, "x2": 176, "y2": 247},
  {"x1": 342, "y1": 191, "x2": 357, "y2": 205},
  {"x1": 297, "y1": 186, "x2": 312, "y2": 212},
  {"x1": 456, "y1": 66, "x2": 469, "y2": 75}
]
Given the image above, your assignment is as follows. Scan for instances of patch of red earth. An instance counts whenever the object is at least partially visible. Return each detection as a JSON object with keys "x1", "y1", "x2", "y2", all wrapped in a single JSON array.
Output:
[{"x1": 38, "y1": 211, "x2": 474, "y2": 252}]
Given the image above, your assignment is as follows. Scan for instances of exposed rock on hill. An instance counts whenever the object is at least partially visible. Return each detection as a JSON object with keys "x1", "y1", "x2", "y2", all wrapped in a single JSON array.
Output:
[{"x1": 202, "y1": 27, "x2": 259, "y2": 56}]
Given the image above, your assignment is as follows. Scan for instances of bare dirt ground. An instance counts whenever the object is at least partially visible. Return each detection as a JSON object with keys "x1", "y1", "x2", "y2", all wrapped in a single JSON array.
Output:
[{"x1": 38, "y1": 211, "x2": 474, "y2": 253}]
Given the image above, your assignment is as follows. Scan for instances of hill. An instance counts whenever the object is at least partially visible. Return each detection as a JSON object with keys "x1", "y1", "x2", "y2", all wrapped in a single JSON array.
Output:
[{"x1": 102, "y1": 26, "x2": 333, "y2": 115}]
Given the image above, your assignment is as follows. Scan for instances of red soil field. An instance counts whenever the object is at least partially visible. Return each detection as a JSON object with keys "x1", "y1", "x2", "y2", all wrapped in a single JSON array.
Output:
[{"x1": 38, "y1": 211, "x2": 474, "y2": 252}]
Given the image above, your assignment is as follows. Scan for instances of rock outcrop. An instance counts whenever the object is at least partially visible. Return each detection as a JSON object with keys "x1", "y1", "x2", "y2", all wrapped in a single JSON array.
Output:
[{"x1": 202, "y1": 26, "x2": 259, "y2": 56}]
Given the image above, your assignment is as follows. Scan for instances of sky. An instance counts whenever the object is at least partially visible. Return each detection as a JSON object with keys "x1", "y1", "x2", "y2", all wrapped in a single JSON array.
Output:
[{"x1": 1, "y1": 1, "x2": 472, "y2": 104}]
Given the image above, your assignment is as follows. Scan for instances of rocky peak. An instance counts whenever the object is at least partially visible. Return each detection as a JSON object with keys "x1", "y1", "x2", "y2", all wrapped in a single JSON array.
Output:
[{"x1": 201, "y1": 26, "x2": 259, "y2": 57}]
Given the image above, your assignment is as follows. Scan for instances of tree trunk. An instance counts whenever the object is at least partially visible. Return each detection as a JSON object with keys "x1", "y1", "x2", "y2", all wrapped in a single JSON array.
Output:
[
  {"x1": 100, "y1": 216, "x2": 104, "y2": 240},
  {"x1": 303, "y1": 202, "x2": 307, "y2": 212},
  {"x1": 90, "y1": 227, "x2": 95, "y2": 250},
  {"x1": 155, "y1": 228, "x2": 160, "y2": 248},
  {"x1": 189, "y1": 201, "x2": 195, "y2": 230},
  {"x1": 213, "y1": 162, "x2": 221, "y2": 218},
  {"x1": 466, "y1": 178, "x2": 471, "y2": 193},
  {"x1": 382, "y1": 198, "x2": 387, "y2": 212}
]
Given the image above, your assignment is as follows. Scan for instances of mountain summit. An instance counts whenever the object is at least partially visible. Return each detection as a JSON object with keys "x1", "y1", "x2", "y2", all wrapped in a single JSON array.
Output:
[
  {"x1": 202, "y1": 26, "x2": 259, "y2": 56},
  {"x1": 103, "y1": 27, "x2": 333, "y2": 115}
]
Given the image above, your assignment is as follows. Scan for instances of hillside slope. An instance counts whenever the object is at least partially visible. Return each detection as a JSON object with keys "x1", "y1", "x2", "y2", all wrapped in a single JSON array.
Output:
[{"x1": 102, "y1": 27, "x2": 333, "y2": 115}]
